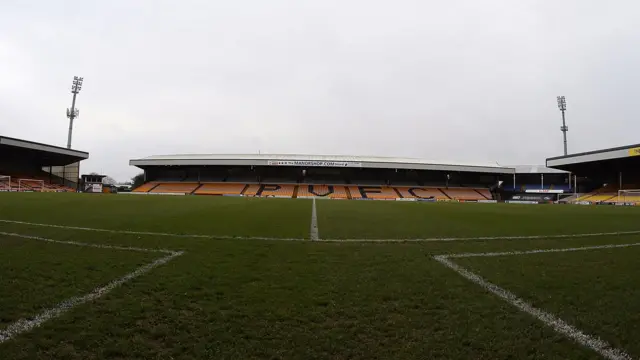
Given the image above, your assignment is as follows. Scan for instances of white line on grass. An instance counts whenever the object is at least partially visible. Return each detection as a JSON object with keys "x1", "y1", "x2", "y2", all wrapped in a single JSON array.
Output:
[
  {"x1": 434, "y1": 243, "x2": 637, "y2": 360},
  {"x1": 0, "y1": 231, "x2": 176, "y2": 254},
  {"x1": 321, "y1": 230, "x2": 640, "y2": 243},
  {"x1": 0, "y1": 231, "x2": 184, "y2": 344},
  {"x1": 443, "y1": 242, "x2": 640, "y2": 258},
  {"x1": 310, "y1": 198, "x2": 319, "y2": 241},
  {"x1": 0, "y1": 219, "x2": 301, "y2": 242},
  {"x1": 2, "y1": 218, "x2": 640, "y2": 243}
]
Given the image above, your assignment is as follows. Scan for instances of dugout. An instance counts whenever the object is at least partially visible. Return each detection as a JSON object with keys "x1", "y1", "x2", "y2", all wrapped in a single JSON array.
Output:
[
  {"x1": 546, "y1": 144, "x2": 640, "y2": 193},
  {"x1": 0, "y1": 136, "x2": 89, "y2": 191},
  {"x1": 496, "y1": 165, "x2": 573, "y2": 203}
]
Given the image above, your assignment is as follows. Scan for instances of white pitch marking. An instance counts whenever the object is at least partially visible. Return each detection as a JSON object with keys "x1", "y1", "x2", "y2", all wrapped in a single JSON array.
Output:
[
  {"x1": 0, "y1": 219, "x2": 301, "y2": 241},
  {"x1": 321, "y1": 230, "x2": 640, "y2": 243},
  {"x1": 2, "y1": 218, "x2": 640, "y2": 243},
  {"x1": 443, "y1": 242, "x2": 640, "y2": 258},
  {"x1": 434, "y1": 244, "x2": 636, "y2": 360},
  {"x1": 310, "y1": 198, "x2": 319, "y2": 241},
  {"x1": 0, "y1": 231, "x2": 184, "y2": 344},
  {"x1": 0, "y1": 231, "x2": 176, "y2": 254}
]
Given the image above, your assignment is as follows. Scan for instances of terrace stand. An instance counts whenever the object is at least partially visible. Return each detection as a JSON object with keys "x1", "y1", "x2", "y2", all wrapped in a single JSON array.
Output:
[
  {"x1": 18, "y1": 179, "x2": 45, "y2": 192},
  {"x1": 0, "y1": 175, "x2": 11, "y2": 191}
]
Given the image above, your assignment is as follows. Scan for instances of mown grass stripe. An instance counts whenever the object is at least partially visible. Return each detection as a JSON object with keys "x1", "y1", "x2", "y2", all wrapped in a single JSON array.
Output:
[
  {"x1": 434, "y1": 243, "x2": 637, "y2": 360},
  {"x1": 0, "y1": 231, "x2": 184, "y2": 344}
]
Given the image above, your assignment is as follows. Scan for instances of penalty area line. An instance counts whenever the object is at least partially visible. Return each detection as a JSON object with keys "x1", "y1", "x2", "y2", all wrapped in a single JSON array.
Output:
[
  {"x1": 433, "y1": 243, "x2": 638, "y2": 360},
  {"x1": 0, "y1": 231, "x2": 184, "y2": 345}
]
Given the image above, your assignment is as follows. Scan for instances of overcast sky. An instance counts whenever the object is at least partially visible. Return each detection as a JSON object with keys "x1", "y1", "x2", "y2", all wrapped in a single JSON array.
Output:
[{"x1": 1, "y1": 1, "x2": 639, "y2": 182}]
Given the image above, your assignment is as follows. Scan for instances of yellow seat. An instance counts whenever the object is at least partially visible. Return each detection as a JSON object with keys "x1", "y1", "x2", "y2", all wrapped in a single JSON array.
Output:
[
  {"x1": 297, "y1": 185, "x2": 349, "y2": 199},
  {"x1": 243, "y1": 184, "x2": 296, "y2": 197},
  {"x1": 442, "y1": 188, "x2": 488, "y2": 201},
  {"x1": 150, "y1": 182, "x2": 199, "y2": 194},
  {"x1": 395, "y1": 187, "x2": 447, "y2": 200},
  {"x1": 195, "y1": 183, "x2": 246, "y2": 195}
]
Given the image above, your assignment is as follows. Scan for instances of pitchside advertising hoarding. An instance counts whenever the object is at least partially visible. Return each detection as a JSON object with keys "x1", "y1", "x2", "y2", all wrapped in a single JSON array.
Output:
[{"x1": 267, "y1": 160, "x2": 362, "y2": 167}]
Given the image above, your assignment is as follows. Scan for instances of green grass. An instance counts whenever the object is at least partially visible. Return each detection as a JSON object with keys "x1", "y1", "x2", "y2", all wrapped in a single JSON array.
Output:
[
  {"x1": 0, "y1": 192, "x2": 310, "y2": 238},
  {"x1": 0, "y1": 235, "x2": 158, "y2": 328},
  {"x1": 317, "y1": 200, "x2": 640, "y2": 239},
  {"x1": 456, "y1": 245, "x2": 640, "y2": 357},
  {"x1": 1, "y1": 192, "x2": 640, "y2": 359}
]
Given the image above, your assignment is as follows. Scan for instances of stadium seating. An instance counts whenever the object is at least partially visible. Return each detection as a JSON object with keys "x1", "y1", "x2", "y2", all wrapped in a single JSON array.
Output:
[
  {"x1": 132, "y1": 182, "x2": 159, "y2": 193},
  {"x1": 0, "y1": 173, "x2": 75, "y2": 192},
  {"x1": 19, "y1": 179, "x2": 44, "y2": 190},
  {"x1": 618, "y1": 194, "x2": 640, "y2": 203},
  {"x1": 297, "y1": 185, "x2": 349, "y2": 199},
  {"x1": 149, "y1": 182, "x2": 199, "y2": 194},
  {"x1": 442, "y1": 188, "x2": 489, "y2": 201},
  {"x1": 243, "y1": 184, "x2": 296, "y2": 197},
  {"x1": 582, "y1": 194, "x2": 617, "y2": 202},
  {"x1": 131, "y1": 181, "x2": 494, "y2": 201},
  {"x1": 572, "y1": 183, "x2": 640, "y2": 203},
  {"x1": 194, "y1": 183, "x2": 246, "y2": 195},
  {"x1": 475, "y1": 188, "x2": 492, "y2": 199},
  {"x1": 347, "y1": 186, "x2": 398, "y2": 200},
  {"x1": 395, "y1": 187, "x2": 448, "y2": 200},
  {"x1": 575, "y1": 185, "x2": 617, "y2": 203}
]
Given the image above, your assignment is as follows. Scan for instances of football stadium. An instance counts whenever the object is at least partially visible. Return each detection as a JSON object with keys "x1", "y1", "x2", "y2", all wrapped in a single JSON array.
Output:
[
  {"x1": 3, "y1": 2, "x2": 640, "y2": 359},
  {"x1": 2, "y1": 131, "x2": 640, "y2": 359}
]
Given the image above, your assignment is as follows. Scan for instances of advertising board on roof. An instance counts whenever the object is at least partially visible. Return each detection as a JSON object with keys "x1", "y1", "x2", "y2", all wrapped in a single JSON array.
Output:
[
  {"x1": 525, "y1": 189, "x2": 564, "y2": 194},
  {"x1": 267, "y1": 160, "x2": 362, "y2": 167},
  {"x1": 629, "y1": 147, "x2": 640, "y2": 157}
]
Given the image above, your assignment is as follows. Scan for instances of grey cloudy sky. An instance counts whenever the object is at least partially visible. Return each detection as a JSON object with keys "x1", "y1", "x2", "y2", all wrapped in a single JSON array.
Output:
[{"x1": 1, "y1": 1, "x2": 639, "y2": 182}]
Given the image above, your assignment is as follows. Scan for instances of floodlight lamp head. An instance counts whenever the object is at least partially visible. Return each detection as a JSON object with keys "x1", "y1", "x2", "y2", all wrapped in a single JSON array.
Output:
[
  {"x1": 557, "y1": 96, "x2": 566, "y2": 111},
  {"x1": 71, "y1": 76, "x2": 84, "y2": 93}
]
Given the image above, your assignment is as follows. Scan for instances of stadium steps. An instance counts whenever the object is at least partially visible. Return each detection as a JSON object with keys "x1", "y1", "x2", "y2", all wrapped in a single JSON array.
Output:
[
  {"x1": 240, "y1": 184, "x2": 249, "y2": 195},
  {"x1": 345, "y1": 187, "x2": 353, "y2": 200},
  {"x1": 563, "y1": 193, "x2": 580, "y2": 202},
  {"x1": 576, "y1": 192, "x2": 595, "y2": 201},
  {"x1": 292, "y1": 185, "x2": 299, "y2": 198},
  {"x1": 190, "y1": 184, "x2": 204, "y2": 195},
  {"x1": 474, "y1": 188, "x2": 489, "y2": 200},
  {"x1": 133, "y1": 182, "x2": 160, "y2": 193},
  {"x1": 439, "y1": 188, "x2": 451, "y2": 200},
  {"x1": 600, "y1": 194, "x2": 617, "y2": 202},
  {"x1": 146, "y1": 183, "x2": 160, "y2": 193}
]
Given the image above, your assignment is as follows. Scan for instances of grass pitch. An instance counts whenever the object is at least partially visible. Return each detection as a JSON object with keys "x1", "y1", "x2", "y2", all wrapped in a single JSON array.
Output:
[{"x1": 1, "y1": 192, "x2": 639, "y2": 359}]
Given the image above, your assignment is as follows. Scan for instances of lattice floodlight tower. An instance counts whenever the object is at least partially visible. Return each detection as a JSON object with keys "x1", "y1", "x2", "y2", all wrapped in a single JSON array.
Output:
[
  {"x1": 66, "y1": 76, "x2": 83, "y2": 149},
  {"x1": 557, "y1": 96, "x2": 568, "y2": 156}
]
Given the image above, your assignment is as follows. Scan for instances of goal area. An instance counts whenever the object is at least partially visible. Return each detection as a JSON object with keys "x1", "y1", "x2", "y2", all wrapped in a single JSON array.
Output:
[
  {"x1": 617, "y1": 189, "x2": 640, "y2": 202},
  {"x1": 18, "y1": 179, "x2": 45, "y2": 192}
]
